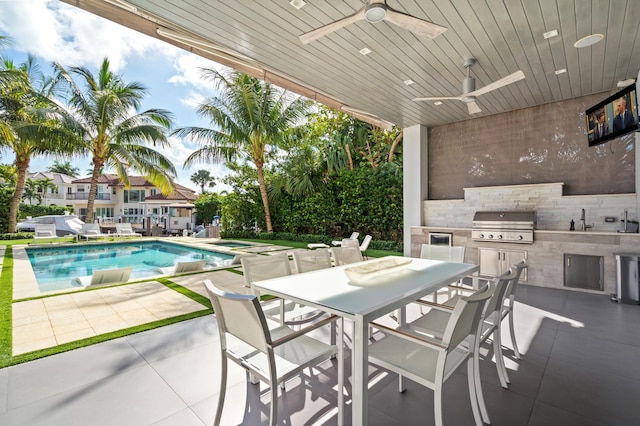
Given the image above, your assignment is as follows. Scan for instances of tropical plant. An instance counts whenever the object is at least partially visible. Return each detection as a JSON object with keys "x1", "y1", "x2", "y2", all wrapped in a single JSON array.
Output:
[
  {"x1": 190, "y1": 169, "x2": 216, "y2": 194},
  {"x1": 174, "y1": 69, "x2": 311, "y2": 232},
  {"x1": 193, "y1": 192, "x2": 222, "y2": 224},
  {"x1": 47, "y1": 159, "x2": 79, "y2": 177},
  {"x1": 22, "y1": 178, "x2": 42, "y2": 205},
  {"x1": 0, "y1": 55, "x2": 71, "y2": 232},
  {"x1": 52, "y1": 57, "x2": 176, "y2": 222}
]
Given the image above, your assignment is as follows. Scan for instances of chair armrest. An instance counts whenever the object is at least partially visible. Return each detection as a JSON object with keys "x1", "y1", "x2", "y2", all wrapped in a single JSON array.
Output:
[
  {"x1": 370, "y1": 321, "x2": 447, "y2": 350},
  {"x1": 414, "y1": 299, "x2": 455, "y2": 311},
  {"x1": 284, "y1": 311, "x2": 327, "y2": 326},
  {"x1": 270, "y1": 315, "x2": 338, "y2": 347}
]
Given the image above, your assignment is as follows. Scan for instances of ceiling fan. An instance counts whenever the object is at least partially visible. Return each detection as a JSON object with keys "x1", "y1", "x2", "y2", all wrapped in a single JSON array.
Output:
[
  {"x1": 413, "y1": 58, "x2": 525, "y2": 114},
  {"x1": 299, "y1": 0, "x2": 447, "y2": 44}
]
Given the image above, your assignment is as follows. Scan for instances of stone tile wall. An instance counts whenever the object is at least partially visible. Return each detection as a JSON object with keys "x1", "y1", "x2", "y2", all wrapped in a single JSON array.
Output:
[{"x1": 424, "y1": 182, "x2": 637, "y2": 232}]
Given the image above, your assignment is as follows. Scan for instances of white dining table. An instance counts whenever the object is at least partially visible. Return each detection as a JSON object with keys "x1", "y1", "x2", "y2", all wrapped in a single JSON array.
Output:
[{"x1": 253, "y1": 256, "x2": 479, "y2": 426}]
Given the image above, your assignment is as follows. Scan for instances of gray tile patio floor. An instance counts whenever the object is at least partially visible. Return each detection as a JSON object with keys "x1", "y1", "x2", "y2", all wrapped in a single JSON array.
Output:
[{"x1": 2, "y1": 279, "x2": 640, "y2": 425}]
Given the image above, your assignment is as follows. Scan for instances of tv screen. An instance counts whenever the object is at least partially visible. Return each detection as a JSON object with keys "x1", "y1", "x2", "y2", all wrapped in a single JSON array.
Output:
[{"x1": 586, "y1": 81, "x2": 638, "y2": 147}]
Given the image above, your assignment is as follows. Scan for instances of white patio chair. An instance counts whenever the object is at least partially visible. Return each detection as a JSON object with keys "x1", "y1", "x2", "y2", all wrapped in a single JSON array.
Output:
[
  {"x1": 115, "y1": 223, "x2": 142, "y2": 238},
  {"x1": 79, "y1": 223, "x2": 109, "y2": 241},
  {"x1": 420, "y1": 244, "x2": 465, "y2": 262},
  {"x1": 329, "y1": 245, "x2": 363, "y2": 266},
  {"x1": 331, "y1": 231, "x2": 360, "y2": 246},
  {"x1": 436, "y1": 258, "x2": 529, "y2": 363},
  {"x1": 33, "y1": 224, "x2": 58, "y2": 243},
  {"x1": 420, "y1": 244, "x2": 466, "y2": 303},
  {"x1": 368, "y1": 284, "x2": 493, "y2": 426},
  {"x1": 359, "y1": 234, "x2": 372, "y2": 258},
  {"x1": 292, "y1": 249, "x2": 332, "y2": 273},
  {"x1": 75, "y1": 266, "x2": 132, "y2": 287},
  {"x1": 502, "y1": 259, "x2": 528, "y2": 360},
  {"x1": 241, "y1": 254, "x2": 326, "y2": 326},
  {"x1": 203, "y1": 280, "x2": 342, "y2": 426},
  {"x1": 410, "y1": 269, "x2": 518, "y2": 403}
]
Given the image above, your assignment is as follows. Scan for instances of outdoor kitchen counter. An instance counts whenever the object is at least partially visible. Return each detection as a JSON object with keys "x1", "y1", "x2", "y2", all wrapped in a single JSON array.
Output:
[{"x1": 411, "y1": 226, "x2": 639, "y2": 294}]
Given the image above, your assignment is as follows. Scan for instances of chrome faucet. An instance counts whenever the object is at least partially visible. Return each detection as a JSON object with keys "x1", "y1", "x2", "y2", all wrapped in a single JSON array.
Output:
[{"x1": 580, "y1": 208, "x2": 593, "y2": 231}]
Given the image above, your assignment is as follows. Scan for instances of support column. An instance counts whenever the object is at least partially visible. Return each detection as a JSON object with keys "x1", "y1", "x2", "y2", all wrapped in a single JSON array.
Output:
[{"x1": 403, "y1": 125, "x2": 429, "y2": 256}]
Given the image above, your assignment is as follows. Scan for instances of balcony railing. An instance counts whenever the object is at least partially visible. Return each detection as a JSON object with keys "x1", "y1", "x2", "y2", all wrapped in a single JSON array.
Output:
[{"x1": 66, "y1": 193, "x2": 111, "y2": 200}]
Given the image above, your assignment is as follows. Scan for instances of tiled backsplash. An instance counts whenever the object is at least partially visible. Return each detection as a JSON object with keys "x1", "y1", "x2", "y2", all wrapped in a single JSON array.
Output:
[{"x1": 424, "y1": 182, "x2": 637, "y2": 232}]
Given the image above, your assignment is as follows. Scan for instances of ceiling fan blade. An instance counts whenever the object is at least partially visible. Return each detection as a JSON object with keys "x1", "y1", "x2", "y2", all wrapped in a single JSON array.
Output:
[
  {"x1": 299, "y1": 5, "x2": 367, "y2": 44},
  {"x1": 467, "y1": 101, "x2": 482, "y2": 114},
  {"x1": 385, "y1": 7, "x2": 448, "y2": 40},
  {"x1": 413, "y1": 96, "x2": 464, "y2": 101},
  {"x1": 468, "y1": 70, "x2": 525, "y2": 97}
]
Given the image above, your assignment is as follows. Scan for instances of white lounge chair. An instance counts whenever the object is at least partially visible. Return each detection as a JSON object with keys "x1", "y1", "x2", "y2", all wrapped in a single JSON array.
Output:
[
  {"x1": 75, "y1": 266, "x2": 132, "y2": 288},
  {"x1": 156, "y1": 260, "x2": 206, "y2": 275},
  {"x1": 331, "y1": 231, "x2": 360, "y2": 246},
  {"x1": 115, "y1": 223, "x2": 142, "y2": 239},
  {"x1": 79, "y1": 223, "x2": 109, "y2": 242},
  {"x1": 33, "y1": 224, "x2": 58, "y2": 243}
]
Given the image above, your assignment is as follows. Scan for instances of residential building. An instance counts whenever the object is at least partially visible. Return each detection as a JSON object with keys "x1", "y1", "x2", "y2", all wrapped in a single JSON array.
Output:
[
  {"x1": 27, "y1": 172, "x2": 198, "y2": 231},
  {"x1": 69, "y1": 175, "x2": 197, "y2": 230}
]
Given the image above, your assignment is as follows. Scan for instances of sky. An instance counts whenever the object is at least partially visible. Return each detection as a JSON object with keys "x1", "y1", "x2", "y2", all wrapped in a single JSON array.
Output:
[{"x1": 0, "y1": 0, "x2": 231, "y2": 192}]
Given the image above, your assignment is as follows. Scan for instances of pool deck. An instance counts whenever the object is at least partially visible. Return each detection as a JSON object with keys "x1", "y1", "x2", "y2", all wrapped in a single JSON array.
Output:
[{"x1": 10, "y1": 237, "x2": 299, "y2": 356}]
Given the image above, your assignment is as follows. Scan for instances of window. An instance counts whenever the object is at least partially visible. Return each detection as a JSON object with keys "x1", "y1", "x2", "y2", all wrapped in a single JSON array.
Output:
[{"x1": 124, "y1": 190, "x2": 145, "y2": 203}]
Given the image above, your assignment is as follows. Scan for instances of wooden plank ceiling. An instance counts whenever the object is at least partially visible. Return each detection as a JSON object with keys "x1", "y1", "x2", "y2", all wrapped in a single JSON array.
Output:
[{"x1": 64, "y1": 0, "x2": 640, "y2": 129}]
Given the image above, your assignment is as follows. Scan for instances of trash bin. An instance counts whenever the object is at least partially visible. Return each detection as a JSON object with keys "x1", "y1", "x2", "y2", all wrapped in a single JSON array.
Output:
[{"x1": 615, "y1": 253, "x2": 640, "y2": 304}]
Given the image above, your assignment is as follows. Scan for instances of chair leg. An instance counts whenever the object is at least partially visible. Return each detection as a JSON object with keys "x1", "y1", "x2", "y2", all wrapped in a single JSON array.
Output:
[
  {"x1": 508, "y1": 308, "x2": 521, "y2": 360},
  {"x1": 467, "y1": 357, "x2": 483, "y2": 426},
  {"x1": 473, "y1": 340, "x2": 491, "y2": 424},
  {"x1": 434, "y1": 379, "x2": 444, "y2": 426},
  {"x1": 492, "y1": 328, "x2": 509, "y2": 389},
  {"x1": 270, "y1": 375, "x2": 279, "y2": 426},
  {"x1": 214, "y1": 356, "x2": 228, "y2": 426}
]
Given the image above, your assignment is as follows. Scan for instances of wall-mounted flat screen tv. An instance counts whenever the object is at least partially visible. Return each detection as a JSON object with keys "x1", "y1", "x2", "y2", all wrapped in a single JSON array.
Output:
[{"x1": 586, "y1": 81, "x2": 638, "y2": 147}]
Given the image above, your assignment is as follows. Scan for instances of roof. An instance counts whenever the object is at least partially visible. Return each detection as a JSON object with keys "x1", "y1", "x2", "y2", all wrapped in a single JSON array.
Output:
[
  {"x1": 65, "y1": 0, "x2": 640, "y2": 129},
  {"x1": 27, "y1": 172, "x2": 76, "y2": 184},
  {"x1": 71, "y1": 175, "x2": 196, "y2": 195}
]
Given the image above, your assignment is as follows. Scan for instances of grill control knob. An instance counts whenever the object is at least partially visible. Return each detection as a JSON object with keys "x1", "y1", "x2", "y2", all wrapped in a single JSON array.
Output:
[
  {"x1": 479, "y1": 233, "x2": 484, "y2": 239},
  {"x1": 518, "y1": 235, "x2": 524, "y2": 240},
  {"x1": 497, "y1": 234, "x2": 503, "y2": 239},
  {"x1": 488, "y1": 234, "x2": 493, "y2": 239}
]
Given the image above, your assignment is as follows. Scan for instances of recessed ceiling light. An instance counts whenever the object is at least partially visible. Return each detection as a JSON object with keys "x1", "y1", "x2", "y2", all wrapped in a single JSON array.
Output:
[
  {"x1": 573, "y1": 34, "x2": 604, "y2": 48},
  {"x1": 289, "y1": 0, "x2": 306, "y2": 9},
  {"x1": 434, "y1": 101, "x2": 443, "y2": 106},
  {"x1": 543, "y1": 29, "x2": 558, "y2": 39},
  {"x1": 403, "y1": 79, "x2": 414, "y2": 86},
  {"x1": 359, "y1": 47, "x2": 372, "y2": 55},
  {"x1": 617, "y1": 78, "x2": 636, "y2": 88},
  {"x1": 554, "y1": 69, "x2": 567, "y2": 75}
]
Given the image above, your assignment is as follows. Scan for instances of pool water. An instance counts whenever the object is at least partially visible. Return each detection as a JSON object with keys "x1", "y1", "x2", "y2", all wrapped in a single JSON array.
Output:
[{"x1": 26, "y1": 241, "x2": 234, "y2": 292}]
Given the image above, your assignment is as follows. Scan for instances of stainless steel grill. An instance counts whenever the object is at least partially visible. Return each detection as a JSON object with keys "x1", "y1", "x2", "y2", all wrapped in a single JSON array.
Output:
[{"x1": 471, "y1": 210, "x2": 536, "y2": 244}]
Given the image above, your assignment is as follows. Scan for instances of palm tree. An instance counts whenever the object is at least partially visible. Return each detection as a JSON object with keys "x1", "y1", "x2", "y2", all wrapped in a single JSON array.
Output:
[
  {"x1": 52, "y1": 57, "x2": 176, "y2": 223},
  {"x1": 0, "y1": 56, "x2": 70, "y2": 232},
  {"x1": 47, "y1": 160, "x2": 79, "y2": 177},
  {"x1": 190, "y1": 169, "x2": 216, "y2": 194},
  {"x1": 174, "y1": 69, "x2": 311, "y2": 232},
  {"x1": 22, "y1": 178, "x2": 41, "y2": 205}
]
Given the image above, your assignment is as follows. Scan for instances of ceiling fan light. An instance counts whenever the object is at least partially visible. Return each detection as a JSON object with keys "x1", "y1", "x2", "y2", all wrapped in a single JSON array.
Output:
[{"x1": 365, "y1": 4, "x2": 387, "y2": 23}]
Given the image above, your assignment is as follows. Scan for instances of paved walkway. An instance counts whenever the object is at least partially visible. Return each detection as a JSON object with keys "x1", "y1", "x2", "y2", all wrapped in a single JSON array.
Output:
[{"x1": 9, "y1": 238, "x2": 292, "y2": 357}]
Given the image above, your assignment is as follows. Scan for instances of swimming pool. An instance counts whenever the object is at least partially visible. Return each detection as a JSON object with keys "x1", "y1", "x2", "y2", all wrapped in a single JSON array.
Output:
[
  {"x1": 26, "y1": 240, "x2": 235, "y2": 292},
  {"x1": 212, "y1": 241, "x2": 255, "y2": 248}
]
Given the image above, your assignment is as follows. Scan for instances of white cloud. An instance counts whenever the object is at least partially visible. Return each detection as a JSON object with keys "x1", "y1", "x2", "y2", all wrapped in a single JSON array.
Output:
[{"x1": 0, "y1": 0, "x2": 172, "y2": 72}]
